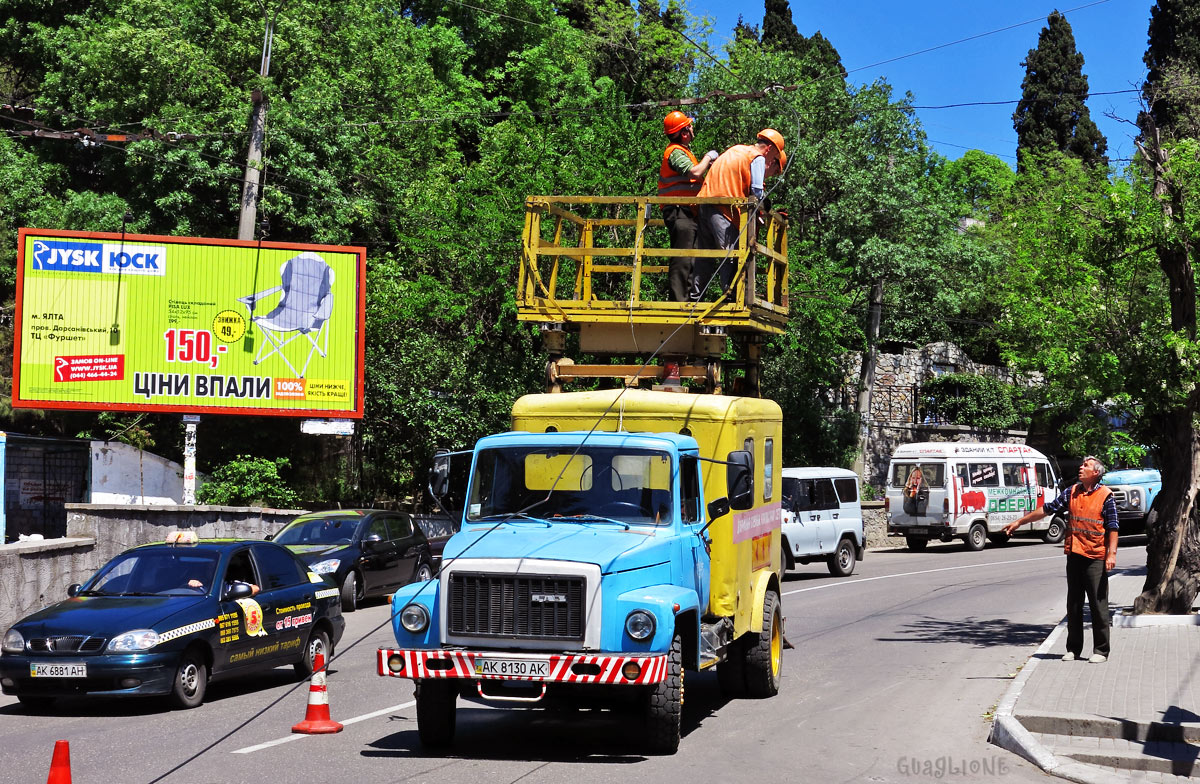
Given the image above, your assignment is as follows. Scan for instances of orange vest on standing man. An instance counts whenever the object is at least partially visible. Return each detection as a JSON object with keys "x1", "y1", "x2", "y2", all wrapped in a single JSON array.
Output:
[
  {"x1": 1065, "y1": 483, "x2": 1112, "y2": 559},
  {"x1": 657, "y1": 144, "x2": 701, "y2": 197},
  {"x1": 697, "y1": 144, "x2": 762, "y2": 223}
]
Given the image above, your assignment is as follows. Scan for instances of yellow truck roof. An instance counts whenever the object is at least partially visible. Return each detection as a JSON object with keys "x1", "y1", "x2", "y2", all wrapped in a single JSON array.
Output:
[{"x1": 511, "y1": 389, "x2": 782, "y2": 428}]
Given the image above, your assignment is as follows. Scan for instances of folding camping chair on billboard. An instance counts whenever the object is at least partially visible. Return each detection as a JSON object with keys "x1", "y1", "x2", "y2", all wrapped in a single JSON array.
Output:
[{"x1": 238, "y1": 252, "x2": 334, "y2": 378}]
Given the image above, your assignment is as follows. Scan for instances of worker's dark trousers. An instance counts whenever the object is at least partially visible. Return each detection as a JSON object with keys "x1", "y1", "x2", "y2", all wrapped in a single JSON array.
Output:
[
  {"x1": 662, "y1": 204, "x2": 698, "y2": 302},
  {"x1": 1065, "y1": 552, "x2": 1110, "y2": 656}
]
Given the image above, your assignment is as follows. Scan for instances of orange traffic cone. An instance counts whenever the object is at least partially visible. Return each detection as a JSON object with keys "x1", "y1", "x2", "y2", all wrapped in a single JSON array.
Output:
[
  {"x1": 46, "y1": 740, "x2": 71, "y2": 784},
  {"x1": 291, "y1": 653, "x2": 343, "y2": 734}
]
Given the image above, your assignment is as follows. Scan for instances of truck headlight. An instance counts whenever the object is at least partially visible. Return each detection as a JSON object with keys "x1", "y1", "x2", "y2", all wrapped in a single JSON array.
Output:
[
  {"x1": 625, "y1": 610, "x2": 656, "y2": 641},
  {"x1": 311, "y1": 559, "x2": 341, "y2": 575},
  {"x1": 2, "y1": 628, "x2": 24, "y2": 654},
  {"x1": 107, "y1": 629, "x2": 160, "y2": 652},
  {"x1": 1128, "y1": 489, "x2": 1142, "y2": 509},
  {"x1": 400, "y1": 603, "x2": 429, "y2": 633}
]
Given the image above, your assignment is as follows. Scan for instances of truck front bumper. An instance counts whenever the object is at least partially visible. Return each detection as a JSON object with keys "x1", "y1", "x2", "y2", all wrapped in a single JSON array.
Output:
[{"x1": 377, "y1": 648, "x2": 668, "y2": 686}]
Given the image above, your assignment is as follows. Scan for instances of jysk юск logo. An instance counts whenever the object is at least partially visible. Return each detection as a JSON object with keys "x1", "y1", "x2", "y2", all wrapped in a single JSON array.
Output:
[{"x1": 31, "y1": 239, "x2": 167, "y2": 276}]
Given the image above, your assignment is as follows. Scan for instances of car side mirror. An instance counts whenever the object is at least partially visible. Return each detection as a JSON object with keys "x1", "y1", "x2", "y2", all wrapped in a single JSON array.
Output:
[
  {"x1": 264, "y1": 533, "x2": 274, "y2": 541},
  {"x1": 67, "y1": 583, "x2": 81, "y2": 597},
  {"x1": 430, "y1": 450, "x2": 451, "y2": 499},
  {"x1": 707, "y1": 497, "x2": 731, "y2": 522},
  {"x1": 223, "y1": 582, "x2": 254, "y2": 601},
  {"x1": 726, "y1": 450, "x2": 754, "y2": 510},
  {"x1": 362, "y1": 534, "x2": 383, "y2": 550}
]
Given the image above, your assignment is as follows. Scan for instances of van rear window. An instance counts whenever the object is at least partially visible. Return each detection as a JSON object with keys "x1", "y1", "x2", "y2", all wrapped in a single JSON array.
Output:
[{"x1": 890, "y1": 463, "x2": 945, "y2": 488}]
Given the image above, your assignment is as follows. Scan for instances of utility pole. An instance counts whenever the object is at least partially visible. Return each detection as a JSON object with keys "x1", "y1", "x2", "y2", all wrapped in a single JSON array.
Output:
[{"x1": 237, "y1": 6, "x2": 277, "y2": 241}]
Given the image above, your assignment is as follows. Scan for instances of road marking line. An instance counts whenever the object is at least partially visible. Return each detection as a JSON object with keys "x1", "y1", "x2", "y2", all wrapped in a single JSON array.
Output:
[
  {"x1": 782, "y1": 554, "x2": 1062, "y2": 596},
  {"x1": 231, "y1": 700, "x2": 415, "y2": 754}
]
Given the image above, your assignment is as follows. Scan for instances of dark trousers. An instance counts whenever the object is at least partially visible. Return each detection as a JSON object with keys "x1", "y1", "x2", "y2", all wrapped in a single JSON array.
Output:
[
  {"x1": 1065, "y1": 552, "x2": 1110, "y2": 656},
  {"x1": 662, "y1": 204, "x2": 698, "y2": 302},
  {"x1": 693, "y1": 205, "x2": 738, "y2": 300}
]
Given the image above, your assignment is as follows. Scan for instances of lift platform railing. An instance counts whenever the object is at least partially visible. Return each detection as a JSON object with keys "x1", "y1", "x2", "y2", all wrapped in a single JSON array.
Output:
[{"x1": 518, "y1": 196, "x2": 789, "y2": 334}]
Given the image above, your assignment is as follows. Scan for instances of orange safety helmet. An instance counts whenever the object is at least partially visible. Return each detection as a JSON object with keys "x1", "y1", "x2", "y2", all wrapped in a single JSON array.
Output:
[
  {"x1": 664, "y1": 111, "x2": 693, "y2": 136},
  {"x1": 778, "y1": 150, "x2": 788, "y2": 169},
  {"x1": 757, "y1": 128, "x2": 786, "y2": 153}
]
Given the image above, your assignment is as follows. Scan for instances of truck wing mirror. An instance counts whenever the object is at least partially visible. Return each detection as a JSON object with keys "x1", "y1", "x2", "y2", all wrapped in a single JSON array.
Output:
[
  {"x1": 706, "y1": 497, "x2": 731, "y2": 522},
  {"x1": 726, "y1": 450, "x2": 754, "y2": 510},
  {"x1": 430, "y1": 450, "x2": 451, "y2": 499}
]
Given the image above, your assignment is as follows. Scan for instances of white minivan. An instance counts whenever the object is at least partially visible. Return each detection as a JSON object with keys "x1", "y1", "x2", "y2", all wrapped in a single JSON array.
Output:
[
  {"x1": 885, "y1": 442, "x2": 1063, "y2": 551},
  {"x1": 780, "y1": 467, "x2": 865, "y2": 576}
]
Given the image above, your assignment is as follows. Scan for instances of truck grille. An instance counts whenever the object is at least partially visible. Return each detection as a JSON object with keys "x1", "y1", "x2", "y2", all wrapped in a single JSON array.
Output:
[
  {"x1": 448, "y1": 573, "x2": 585, "y2": 641},
  {"x1": 1110, "y1": 490, "x2": 1127, "y2": 509}
]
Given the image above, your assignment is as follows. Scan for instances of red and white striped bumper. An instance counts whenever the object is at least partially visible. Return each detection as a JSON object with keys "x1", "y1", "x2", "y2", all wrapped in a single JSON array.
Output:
[{"x1": 376, "y1": 648, "x2": 668, "y2": 685}]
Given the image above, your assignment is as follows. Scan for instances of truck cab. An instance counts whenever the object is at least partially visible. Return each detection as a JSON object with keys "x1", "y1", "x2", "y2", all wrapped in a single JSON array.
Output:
[
  {"x1": 378, "y1": 389, "x2": 784, "y2": 754},
  {"x1": 1100, "y1": 468, "x2": 1161, "y2": 534}
]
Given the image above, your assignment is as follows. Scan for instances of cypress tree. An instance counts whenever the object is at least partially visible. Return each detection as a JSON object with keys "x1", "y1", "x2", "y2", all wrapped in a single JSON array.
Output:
[
  {"x1": 762, "y1": 0, "x2": 804, "y2": 53},
  {"x1": 1012, "y1": 11, "x2": 1107, "y2": 167},
  {"x1": 1143, "y1": 0, "x2": 1200, "y2": 138}
]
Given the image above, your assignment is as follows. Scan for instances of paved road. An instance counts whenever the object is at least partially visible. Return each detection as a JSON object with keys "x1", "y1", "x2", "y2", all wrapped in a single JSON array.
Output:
[{"x1": 2, "y1": 537, "x2": 1147, "y2": 783}]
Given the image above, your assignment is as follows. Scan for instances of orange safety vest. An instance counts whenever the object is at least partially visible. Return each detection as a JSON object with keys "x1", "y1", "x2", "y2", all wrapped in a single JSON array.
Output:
[
  {"x1": 697, "y1": 144, "x2": 762, "y2": 222},
  {"x1": 657, "y1": 144, "x2": 701, "y2": 197},
  {"x1": 1065, "y1": 483, "x2": 1112, "y2": 559}
]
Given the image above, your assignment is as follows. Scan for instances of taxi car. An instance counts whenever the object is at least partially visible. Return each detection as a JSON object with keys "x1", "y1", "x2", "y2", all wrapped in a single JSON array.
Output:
[{"x1": 0, "y1": 535, "x2": 345, "y2": 710}]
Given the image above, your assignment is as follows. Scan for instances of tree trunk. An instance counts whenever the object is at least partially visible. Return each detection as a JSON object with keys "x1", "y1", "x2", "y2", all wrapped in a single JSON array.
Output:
[
  {"x1": 1133, "y1": 131, "x2": 1200, "y2": 613},
  {"x1": 853, "y1": 278, "x2": 883, "y2": 480},
  {"x1": 1134, "y1": 409, "x2": 1200, "y2": 614}
]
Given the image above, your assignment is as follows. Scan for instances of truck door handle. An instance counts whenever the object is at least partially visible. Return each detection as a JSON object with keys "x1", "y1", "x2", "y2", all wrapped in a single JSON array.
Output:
[{"x1": 832, "y1": 513, "x2": 839, "y2": 518}]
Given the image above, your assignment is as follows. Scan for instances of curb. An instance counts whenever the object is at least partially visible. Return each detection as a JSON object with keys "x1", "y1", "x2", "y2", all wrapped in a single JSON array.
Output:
[{"x1": 989, "y1": 620, "x2": 1131, "y2": 784}]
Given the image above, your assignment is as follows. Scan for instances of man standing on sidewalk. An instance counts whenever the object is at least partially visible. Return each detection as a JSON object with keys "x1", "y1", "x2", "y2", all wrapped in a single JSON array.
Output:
[{"x1": 1004, "y1": 456, "x2": 1119, "y2": 663}]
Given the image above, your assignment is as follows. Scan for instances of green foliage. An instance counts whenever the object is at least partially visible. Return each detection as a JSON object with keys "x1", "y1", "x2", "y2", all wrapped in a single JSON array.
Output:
[
  {"x1": 197, "y1": 455, "x2": 300, "y2": 508},
  {"x1": 1144, "y1": 0, "x2": 1200, "y2": 137},
  {"x1": 1012, "y1": 11, "x2": 1107, "y2": 167},
  {"x1": 919, "y1": 372, "x2": 1025, "y2": 430}
]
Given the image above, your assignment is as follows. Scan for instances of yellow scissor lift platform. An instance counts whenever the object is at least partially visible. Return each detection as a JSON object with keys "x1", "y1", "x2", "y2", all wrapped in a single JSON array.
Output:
[{"x1": 518, "y1": 195, "x2": 789, "y2": 395}]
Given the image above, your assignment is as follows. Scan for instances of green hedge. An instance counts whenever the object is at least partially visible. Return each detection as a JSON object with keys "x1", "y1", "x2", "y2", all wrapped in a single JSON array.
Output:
[{"x1": 919, "y1": 373, "x2": 1027, "y2": 430}]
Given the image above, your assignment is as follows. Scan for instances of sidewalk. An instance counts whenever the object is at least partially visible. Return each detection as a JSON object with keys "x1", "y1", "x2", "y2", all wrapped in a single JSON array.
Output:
[{"x1": 991, "y1": 570, "x2": 1200, "y2": 783}]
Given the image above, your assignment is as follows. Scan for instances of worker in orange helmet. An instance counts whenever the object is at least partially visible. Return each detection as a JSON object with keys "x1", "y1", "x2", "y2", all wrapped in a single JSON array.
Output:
[
  {"x1": 657, "y1": 111, "x2": 719, "y2": 302},
  {"x1": 692, "y1": 128, "x2": 785, "y2": 300}
]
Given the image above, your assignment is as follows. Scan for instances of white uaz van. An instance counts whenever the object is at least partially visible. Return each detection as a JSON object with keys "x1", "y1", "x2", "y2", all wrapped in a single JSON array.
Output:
[
  {"x1": 885, "y1": 442, "x2": 1063, "y2": 551},
  {"x1": 780, "y1": 467, "x2": 865, "y2": 576}
]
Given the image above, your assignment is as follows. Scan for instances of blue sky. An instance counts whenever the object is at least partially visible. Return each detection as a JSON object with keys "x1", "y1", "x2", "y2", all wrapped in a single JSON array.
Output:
[{"x1": 690, "y1": 0, "x2": 1149, "y2": 165}]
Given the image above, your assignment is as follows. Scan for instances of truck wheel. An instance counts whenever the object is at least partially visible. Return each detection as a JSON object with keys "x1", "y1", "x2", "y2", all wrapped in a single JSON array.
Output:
[
  {"x1": 744, "y1": 590, "x2": 782, "y2": 698},
  {"x1": 826, "y1": 537, "x2": 856, "y2": 577},
  {"x1": 905, "y1": 536, "x2": 928, "y2": 552},
  {"x1": 964, "y1": 523, "x2": 987, "y2": 551},
  {"x1": 415, "y1": 680, "x2": 457, "y2": 747},
  {"x1": 644, "y1": 633, "x2": 683, "y2": 754},
  {"x1": 1042, "y1": 517, "x2": 1065, "y2": 544}
]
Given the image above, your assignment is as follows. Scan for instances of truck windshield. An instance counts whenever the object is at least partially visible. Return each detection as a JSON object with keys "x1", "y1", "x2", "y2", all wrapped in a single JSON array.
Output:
[{"x1": 467, "y1": 446, "x2": 674, "y2": 525}]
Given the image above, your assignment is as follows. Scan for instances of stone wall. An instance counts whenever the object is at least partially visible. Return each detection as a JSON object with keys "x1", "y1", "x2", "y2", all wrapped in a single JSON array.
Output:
[{"x1": 845, "y1": 341, "x2": 1033, "y2": 489}]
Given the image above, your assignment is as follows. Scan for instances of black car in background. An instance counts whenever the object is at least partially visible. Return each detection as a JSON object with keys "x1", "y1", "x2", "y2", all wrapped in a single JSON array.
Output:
[
  {"x1": 1, "y1": 538, "x2": 344, "y2": 710},
  {"x1": 271, "y1": 510, "x2": 440, "y2": 612}
]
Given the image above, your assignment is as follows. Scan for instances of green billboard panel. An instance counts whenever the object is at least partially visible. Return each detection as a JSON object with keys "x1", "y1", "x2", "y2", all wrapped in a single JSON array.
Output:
[{"x1": 14, "y1": 228, "x2": 365, "y2": 417}]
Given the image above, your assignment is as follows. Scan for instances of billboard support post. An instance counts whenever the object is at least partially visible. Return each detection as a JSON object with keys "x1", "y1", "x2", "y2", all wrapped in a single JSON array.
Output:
[{"x1": 182, "y1": 416, "x2": 199, "y2": 505}]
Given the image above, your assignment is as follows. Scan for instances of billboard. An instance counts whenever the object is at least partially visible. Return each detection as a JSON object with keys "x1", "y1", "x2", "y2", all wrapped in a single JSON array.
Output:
[{"x1": 14, "y1": 228, "x2": 365, "y2": 418}]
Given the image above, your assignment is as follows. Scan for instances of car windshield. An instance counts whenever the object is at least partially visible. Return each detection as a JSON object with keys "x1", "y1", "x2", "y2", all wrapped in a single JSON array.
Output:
[
  {"x1": 82, "y1": 549, "x2": 220, "y2": 596},
  {"x1": 466, "y1": 445, "x2": 674, "y2": 525},
  {"x1": 273, "y1": 516, "x2": 361, "y2": 545}
]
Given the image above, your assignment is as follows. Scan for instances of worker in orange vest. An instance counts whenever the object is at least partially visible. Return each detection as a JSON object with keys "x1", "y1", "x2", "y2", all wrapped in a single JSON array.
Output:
[
  {"x1": 657, "y1": 111, "x2": 718, "y2": 302},
  {"x1": 692, "y1": 128, "x2": 785, "y2": 300},
  {"x1": 1004, "y1": 456, "x2": 1119, "y2": 663}
]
